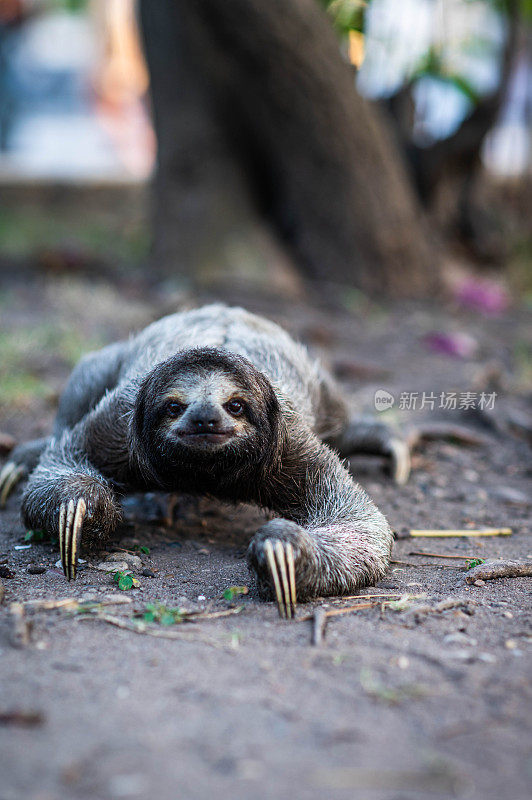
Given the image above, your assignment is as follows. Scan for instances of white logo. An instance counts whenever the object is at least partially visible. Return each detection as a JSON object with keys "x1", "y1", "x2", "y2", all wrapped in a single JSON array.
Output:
[{"x1": 374, "y1": 389, "x2": 395, "y2": 411}]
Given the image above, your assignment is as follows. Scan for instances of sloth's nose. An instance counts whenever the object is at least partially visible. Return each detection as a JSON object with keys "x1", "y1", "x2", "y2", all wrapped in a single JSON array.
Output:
[{"x1": 190, "y1": 404, "x2": 222, "y2": 430}]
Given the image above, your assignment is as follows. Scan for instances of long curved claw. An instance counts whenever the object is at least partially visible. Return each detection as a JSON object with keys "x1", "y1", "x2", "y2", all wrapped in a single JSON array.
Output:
[
  {"x1": 264, "y1": 539, "x2": 297, "y2": 619},
  {"x1": 285, "y1": 543, "x2": 297, "y2": 613},
  {"x1": 59, "y1": 498, "x2": 86, "y2": 581},
  {"x1": 387, "y1": 439, "x2": 411, "y2": 486},
  {"x1": 0, "y1": 463, "x2": 25, "y2": 508}
]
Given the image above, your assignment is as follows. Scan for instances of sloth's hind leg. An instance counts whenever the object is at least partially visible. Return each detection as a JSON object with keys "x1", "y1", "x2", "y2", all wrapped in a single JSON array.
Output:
[
  {"x1": 0, "y1": 437, "x2": 50, "y2": 508},
  {"x1": 330, "y1": 416, "x2": 411, "y2": 485}
]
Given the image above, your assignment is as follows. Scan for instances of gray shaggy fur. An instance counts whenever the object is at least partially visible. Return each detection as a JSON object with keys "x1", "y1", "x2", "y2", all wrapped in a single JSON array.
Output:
[{"x1": 13, "y1": 305, "x2": 393, "y2": 599}]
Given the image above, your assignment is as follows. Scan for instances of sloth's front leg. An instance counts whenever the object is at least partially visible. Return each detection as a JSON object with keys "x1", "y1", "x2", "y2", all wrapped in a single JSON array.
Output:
[
  {"x1": 247, "y1": 439, "x2": 393, "y2": 617},
  {"x1": 21, "y1": 441, "x2": 121, "y2": 580}
]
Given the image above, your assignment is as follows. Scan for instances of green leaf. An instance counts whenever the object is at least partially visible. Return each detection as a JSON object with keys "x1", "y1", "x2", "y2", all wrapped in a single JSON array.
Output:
[
  {"x1": 140, "y1": 546, "x2": 150, "y2": 555},
  {"x1": 143, "y1": 611, "x2": 155, "y2": 623},
  {"x1": 223, "y1": 586, "x2": 249, "y2": 601},
  {"x1": 24, "y1": 529, "x2": 46, "y2": 542},
  {"x1": 160, "y1": 612, "x2": 175, "y2": 626},
  {"x1": 466, "y1": 558, "x2": 485, "y2": 570},
  {"x1": 118, "y1": 575, "x2": 134, "y2": 590}
]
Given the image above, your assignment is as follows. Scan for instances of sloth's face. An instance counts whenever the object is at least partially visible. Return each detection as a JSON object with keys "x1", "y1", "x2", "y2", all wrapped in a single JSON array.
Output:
[
  {"x1": 159, "y1": 369, "x2": 255, "y2": 452},
  {"x1": 132, "y1": 348, "x2": 280, "y2": 487}
]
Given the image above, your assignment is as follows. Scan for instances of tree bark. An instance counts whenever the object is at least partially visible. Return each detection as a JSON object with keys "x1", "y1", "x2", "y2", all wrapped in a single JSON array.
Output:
[
  {"x1": 139, "y1": 0, "x2": 436, "y2": 297},
  {"x1": 138, "y1": 0, "x2": 302, "y2": 296}
]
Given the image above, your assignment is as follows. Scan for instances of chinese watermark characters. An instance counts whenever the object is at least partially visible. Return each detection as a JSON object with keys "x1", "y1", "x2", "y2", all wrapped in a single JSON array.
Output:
[{"x1": 374, "y1": 389, "x2": 497, "y2": 412}]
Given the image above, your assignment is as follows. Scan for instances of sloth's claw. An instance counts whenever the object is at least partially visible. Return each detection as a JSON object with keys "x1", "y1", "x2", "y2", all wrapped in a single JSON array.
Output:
[
  {"x1": 264, "y1": 538, "x2": 297, "y2": 619},
  {"x1": 388, "y1": 438, "x2": 411, "y2": 486},
  {"x1": 59, "y1": 497, "x2": 87, "y2": 581},
  {"x1": 0, "y1": 463, "x2": 25, "y2": 508}
]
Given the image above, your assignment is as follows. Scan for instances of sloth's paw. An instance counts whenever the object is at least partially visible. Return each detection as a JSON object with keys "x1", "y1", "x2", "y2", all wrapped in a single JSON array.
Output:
[
  {"x1": 22, "y1": 476, "x2": 121, "y2": 581},
  {"x1": 247, "y1": 519, "x2": 317, "y2": 619}
]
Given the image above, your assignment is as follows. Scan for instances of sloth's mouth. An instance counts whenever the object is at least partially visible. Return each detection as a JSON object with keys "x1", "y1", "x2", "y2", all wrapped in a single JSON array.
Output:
[{"x1": 176, "y1": 431, "x2": 234, "y2": 446}]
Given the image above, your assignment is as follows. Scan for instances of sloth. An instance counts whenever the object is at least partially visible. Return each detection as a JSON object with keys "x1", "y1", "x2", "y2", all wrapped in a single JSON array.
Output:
[{"x1": 0, "y1": 305, "x2": 409, "y2": 617}]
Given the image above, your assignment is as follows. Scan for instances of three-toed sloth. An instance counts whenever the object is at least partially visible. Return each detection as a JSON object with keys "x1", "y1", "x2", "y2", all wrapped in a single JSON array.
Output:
[{"x1": 0, "y1": 305, "x2": 409, "y2": 616}]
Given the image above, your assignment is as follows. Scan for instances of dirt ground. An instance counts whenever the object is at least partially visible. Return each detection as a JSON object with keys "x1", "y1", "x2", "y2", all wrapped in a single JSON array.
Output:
[{"x1": 0, "y1": 266, "x2": 530, "y2": 800}]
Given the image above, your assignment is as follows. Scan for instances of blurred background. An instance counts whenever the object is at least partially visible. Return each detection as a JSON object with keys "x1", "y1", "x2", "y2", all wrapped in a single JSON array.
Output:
[
  {"x1": 0, "y1": 0, "x2": 530, "y2": 439},
  {"x1": 1, "y1": 0, "x2": 529, "y2": 179}
]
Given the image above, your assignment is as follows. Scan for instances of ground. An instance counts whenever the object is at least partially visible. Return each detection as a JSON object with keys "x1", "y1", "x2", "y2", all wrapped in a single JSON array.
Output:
[{"x1": 0, "y1": 260, "x2": 530, "y2": 800}]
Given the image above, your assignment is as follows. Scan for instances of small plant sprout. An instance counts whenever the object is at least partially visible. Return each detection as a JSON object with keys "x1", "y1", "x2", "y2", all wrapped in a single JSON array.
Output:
[
  {"x1": 24, "y1": 530, "x2": 47, "y2": 543},
  {"x1": 112, "y1": 571, "x2": 139, "y2": 591},
  {"x1": 466, "y1": 558, "x2": 485, "y2": 570},
  {"x1": 138, "y1": 603, "x2": 183, "y2": 625},
  {"x1": 223, "y1": 586, "x2": 249, "y2": 601}
]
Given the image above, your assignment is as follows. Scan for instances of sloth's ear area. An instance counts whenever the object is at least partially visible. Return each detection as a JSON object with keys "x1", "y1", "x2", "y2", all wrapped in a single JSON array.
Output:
[
  {"x1": 129, "y1": 373, "x2": 164, "y2": 483},
  {"x1": 248, "y1": 371, "x2": 281, "y2": 437}
]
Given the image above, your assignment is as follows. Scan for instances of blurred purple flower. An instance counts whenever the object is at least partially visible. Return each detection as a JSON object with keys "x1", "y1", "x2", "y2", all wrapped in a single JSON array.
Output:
[
  {"x1": 454, "y1": 278, "x2": 509, "y2": 315},
  {"x1": 424, "y1": 332, "x2": 478, "y2": 359}
]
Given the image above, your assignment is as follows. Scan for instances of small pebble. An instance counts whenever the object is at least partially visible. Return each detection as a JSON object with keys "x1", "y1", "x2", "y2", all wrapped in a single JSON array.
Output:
[
  {"x1": 490, "y1": 486, "x2": 530, "y2": 506},
  {"x1": 105, "y1": 552, "x2": 142, "y2": 570},
  {"x1": 27, "y1": 566, "x2": 46, "y2": 575},
  {"x1": 141, "y1": 568, "x2": 156, "y2": 578},
  {"x1": 503, "y1": 611, "x2": 514, "y2": 619},
  {"x1": 463, "y1": 469, "x2": 479, "y2": 482},
  {"x1": 473, "y1": 579, "x2": 485, "y2": 587},
  {"x1": 505, "y1": 639, "x2": 518, "y2": 650},
  {"x1": 444, "y1": 632, "x2": 477, "y2": 646},
  {"x1": 96, "y1": 561, "x2": 129, "y2": 573},
  {"x1": 478, "y1": 652, "x2": 496, "y2": 663},
  {"x1": 0, "y1": 566, "x2": 15, "y2": 579}
]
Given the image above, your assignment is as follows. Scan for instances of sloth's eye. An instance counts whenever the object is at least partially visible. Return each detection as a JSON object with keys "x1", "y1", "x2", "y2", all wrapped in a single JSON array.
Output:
[
  {"x1": 166, "y1": 401, "x2": 185, "y2": 417},
  {"x1": 225, "y1": 398, "x2": 245, "y2": 416}
]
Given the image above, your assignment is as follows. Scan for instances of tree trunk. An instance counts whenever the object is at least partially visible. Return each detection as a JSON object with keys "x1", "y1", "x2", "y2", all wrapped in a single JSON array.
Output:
[
  {"x1": 138, "y1": 0, "x2": 302, "y2": 297},
  {"x1": 139, "y1": 0, "x2": 436, "y2": 297}
]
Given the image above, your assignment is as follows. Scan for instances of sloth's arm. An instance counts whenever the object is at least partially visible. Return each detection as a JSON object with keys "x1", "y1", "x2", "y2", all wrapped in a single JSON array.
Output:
[
  {"x1": 53, "y1": 341, "x2": 126, "y2": 435},
  {"x1": 0, "y1": 343, "x2": 128, "y2": 506},
  {"x1": 248, "y1": 433, "x2": 393, "y2": 607},
  {"x1": 21, "y1": 386, "x2": 136, "y2": 580}
]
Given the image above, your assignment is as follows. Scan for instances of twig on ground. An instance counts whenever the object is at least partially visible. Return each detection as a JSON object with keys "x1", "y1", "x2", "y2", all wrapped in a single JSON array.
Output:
[
  {"x1": 465, "y1": 559, "x2": 532, "y2": 583},
  {"x1": 410, "y1": 528, "x2": 512, "y2": 538},
  {"x1": 20, "y1": 596, "x2": 133, "y2": 612},
  {"x1": 408, "y1": 551, "x2": 476, "y2": 560},
  {"x1": 0, "y1": 709, "x2": 44, "y2": 727},
  {"x1": 400, "y1": 597, "x2": 476, "y2": 618},
  {"x1": 390, "y1": 560, "x2": 459, "y2": 568},
  {"x1": 330, "y1": 593, "x2": 403, "y2": 602},
  {"x1": 185, "y1": 607, "x2": 245, "y2": 621},
  {"x1": 297, "y1": 601, "x2": 384, "y2": 622},
  {"x1": 8, "y1": 602, "x2": 31, "y2": 647},
  {"x1": 80, "y1": 613, "x2": 230, "y2": 649},
  {"x1": 311, "y1": 608, "x2": 327, "y2": 646}
]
